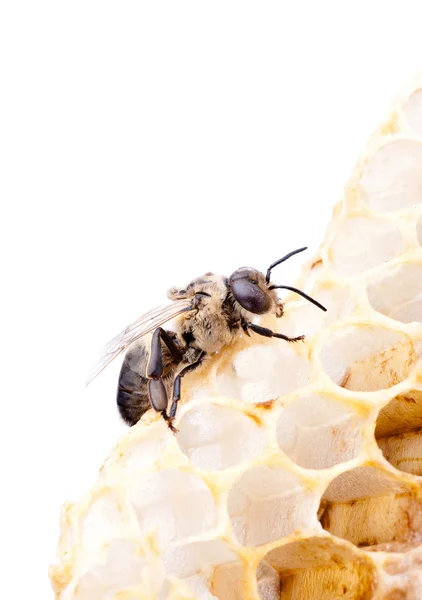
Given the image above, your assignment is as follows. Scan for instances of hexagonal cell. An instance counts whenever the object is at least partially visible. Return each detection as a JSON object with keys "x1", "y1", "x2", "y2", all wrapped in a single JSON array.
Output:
[
  {"x1": 129, "y1": 470, "x2": 217, "y2": 545},
  {"x1": 215, "y1": 342, "x2": 311, "y2": 404},
  {"x1": 367, "y1": 262, "x2": 422, "y2": 323},
  {"x1": 74, "y1": 539, "x2": 160, "y2": 600},
  {"x1": 79, "y1": 491, "x2": 139, "y2": 558},
  {"x1": 212, "y1": 562, "x2": 248, "y2": 600},
  {"x1": 163, "y1": 540, "x2": 239, "y2": 598},
  {"x1": 320, "y1": 325, "x2": 415, "y2": 392},
  {"x1": 227, "y1": 465, "x2": 318, "y2": 547},
  {"x1": 116, "y1": 426, "x2": 164, "y2": 473},
  {"x1": 376, "y1": 391, "x2": 422, "y2": 438},
  {"x1": 376, "y1": 390, "x2": 422, "y2": 476},
  {"x1": 258, "y1": 536, "x2": 377, "y2": 600},
  {"x1": 378, "y1": 431, "x2": 422, "y2": 477},
  {"x1": 383, "y1": 545, "x2": 422, "y2": 598},
  {"x1": 329, "y1": 216, "x2": 404, "y2": 276},
  {"x1": 417, "y1": 213, "x2": 422, "y2": 247},
  {"x1": 177, "y1": 403, "x2": 266, "y2": 470},
  {"x1": 357, "y1": 139, "x2": 422, "y2": 213},
  {"x1": 403, "y1": 88, "x2": 422, "y2": 136},
  {"x1": 276, "y1": 393, "x2": 364, "y2": 469},
  {"x1": 281, "y1": 282, "x2": 355, "y2": 339},
  {"x1": 319, "y1": 466, "x2": 422, "y2": 551}
]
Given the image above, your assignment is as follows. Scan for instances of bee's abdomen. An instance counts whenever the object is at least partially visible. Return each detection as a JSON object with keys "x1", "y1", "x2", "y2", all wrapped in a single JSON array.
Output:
[{"x1": 117, "y1": 342, "x2": 150, "y2": 426}]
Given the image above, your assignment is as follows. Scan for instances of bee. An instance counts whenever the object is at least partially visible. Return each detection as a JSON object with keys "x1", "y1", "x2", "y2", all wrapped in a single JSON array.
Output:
[{"x1": 87, "y1": 247, "x2": 326, "y2": 431}]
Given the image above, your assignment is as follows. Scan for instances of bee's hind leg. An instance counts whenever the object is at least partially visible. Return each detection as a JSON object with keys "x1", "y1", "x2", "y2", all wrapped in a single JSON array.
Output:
[
  {"x1": 147, "y1": 327, "x2": 184, "y2": 430},
  {"x1": 167, "y1": 352, "x2": 206, "y2": 430}
]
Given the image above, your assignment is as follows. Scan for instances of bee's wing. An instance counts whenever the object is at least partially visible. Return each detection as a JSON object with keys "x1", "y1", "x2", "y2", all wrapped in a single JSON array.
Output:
[{"x1": 86, "y1": 299, "x2": 192, "y2": 385}]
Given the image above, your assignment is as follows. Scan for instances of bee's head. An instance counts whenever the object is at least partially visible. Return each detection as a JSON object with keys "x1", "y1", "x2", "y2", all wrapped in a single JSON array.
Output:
[
  {"x1": 229, "y1": 267, "x2": 281, "y2": 316},
  {"x1": 229, "y1": 248, "x2": 327, "y2": 317}
]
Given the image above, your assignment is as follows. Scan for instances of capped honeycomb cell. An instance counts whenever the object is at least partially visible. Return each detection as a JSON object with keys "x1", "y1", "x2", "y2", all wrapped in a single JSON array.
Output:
[
  {"x1": 227, "y1": 465, "x2": 318, "y2": 546},
  {"x1": 276, "y1": 393, "x2": 364, "y2": 469},
  {"x1": 114, "y1": 425, "x2": 165, "y2": 474},
  {"x1": 129, "y1": 470, "x2": 217, "y2": 545},
  {"x1": 215, "y1": 341, "x2": 311, "y2": 404},
  {"x1": 51, "y1": 76, "x2": 422, "y2": 600},
  {"x1": 403, "y1": 88, "x2": 422, "y2": 136},
  {"x1": 176, "y1": 402, "x2": 266, "y2": 470},
  {"x1": 79, "y1": 491, "x2": 139, "y2": 559},
  {"x1": 358, "y1": 140, "x2": 422, "y2": 213},
  {"x1": 329, "y1": 216, "x2": 404, "y2": 276},
  {"x1": 367, "y1": 261, "x2": 422, "y2": 323},
  {"x1": 73, "y1": 539, "x2": 161, "y2": 600},
  {"x1": 281, "y1": 281, "x2": 355, "y2": 339},
  {"x1": 212, "y1": 561, "x2": 247, "y2": 600},
  {"x1": 163, "y1": 539, "x2": 239, "y2": 599},
  {"x1": 417, "y1": 213, "x2": 422, "y2": 247}
]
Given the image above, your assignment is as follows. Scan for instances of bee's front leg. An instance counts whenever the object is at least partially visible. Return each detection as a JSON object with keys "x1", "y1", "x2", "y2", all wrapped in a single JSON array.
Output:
[{"x1": 246, "y1": 323, "x2": 304, "y2": 343}]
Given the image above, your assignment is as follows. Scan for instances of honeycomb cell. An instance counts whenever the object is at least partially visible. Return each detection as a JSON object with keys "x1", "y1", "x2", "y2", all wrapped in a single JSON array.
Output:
[
  {"x1": 181, "y1": 576, "x2": 217, "y2": 600},
  {"x1": 378, "y1": 432, "x2": 422, "y2": 476},
  {"x1": 403, "y1": 89, "x2": 422, "y2": 136},
  {"x1": 367, "y1": 262, "x2": 422, "y2": 323},
  {"x1": 163, "y1": 539, "x2": 237, "y2": 580},
  {"x1": 383, "y1": 546, "x2": 422, "y2": 598},
  {"x1": 212, "y1": 562, "x2": 246, "y2": 600},
  {"x1": 319, "y1": 466, "x2": 422, "y2": 551},
  {"x1": 259, "y1": 536, "x2": 377, "y2": 600},
  {"x1": 117, "y1": 427, "x2": 164, "y2": 473},
  {"x1": 376, "y1": 390, "x2": 422, "y2": 476},
  {"x1": 320, "y1": 325, "x2": 415, "y2": 392},
  {"x1": 358, "y1": 139, "x2": 422, "y2": 213},
  {"x1": 417, "y1": 213, "x2": 422, "y2": 247},
  {"x1": 74, "y1": 539, "x2": 157, "y2": 600},
  {"x1": 281, "y1": 282, "x2": 355, "y2": 339},
  {"x1": 80, "y1": 492, "x2": 138, "y2": 558},
  {"x1": 276, "y1": 393, "x2": 364, "y2": 469},
  {"x1": 219, "y1": 343, "x2": 311, "y2": 404},
  {"x1": 129, "y1": 470, "x2": 217, "y2": 545},
  {"x1": 329, "y1": 215, "x2": 404, "y2": 276},
  {"x1": 227, "y1": 465, "x2": 318, "y2": 547},
  {"x1": 177, "y1": 403, "x2": 266, "y2": 470},
  {"x1": 376, "y1": 391, "x2": 422, "y2": 438}
]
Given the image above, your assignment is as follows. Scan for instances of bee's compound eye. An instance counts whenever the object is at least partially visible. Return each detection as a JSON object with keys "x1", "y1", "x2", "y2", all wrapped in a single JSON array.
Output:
[
  {"x1": 230, "y1": 267, "x2": 255, "y2": 282},
  {"x1": 229, "y1": 268, "x2": 271, "y2": 315}
]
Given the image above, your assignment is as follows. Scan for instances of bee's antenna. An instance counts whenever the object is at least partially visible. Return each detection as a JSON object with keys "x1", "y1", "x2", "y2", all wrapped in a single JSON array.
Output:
[
  {"x1": 265, "y1": 247, "x2": 307, "y2": 284},
  {"x1": 268, "y1": 285, "x2": 327, "y2": 312}
]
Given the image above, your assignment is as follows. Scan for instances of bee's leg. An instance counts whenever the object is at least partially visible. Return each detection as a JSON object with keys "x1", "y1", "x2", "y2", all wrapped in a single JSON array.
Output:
[
  {"x1": 147, "y1": 380, "x2": 178, "y2": 433},
  {"x1": 168, "y1": 353, "x2": 205, "y2": 427},
  {"x1": 147, "y1": 328, "x2": 184, "y2": 429},
  {"x1": 247, "y1": 323, "x2": 304, "y2": 343},
  {"x1": 147, "y1": 328, "x2": 184, "y2": 379}
]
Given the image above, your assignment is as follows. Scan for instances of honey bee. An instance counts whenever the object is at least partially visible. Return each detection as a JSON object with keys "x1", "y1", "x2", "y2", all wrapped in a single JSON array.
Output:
[{"x1": 87, "y1": 247, "x2": 326, "y2": 431}]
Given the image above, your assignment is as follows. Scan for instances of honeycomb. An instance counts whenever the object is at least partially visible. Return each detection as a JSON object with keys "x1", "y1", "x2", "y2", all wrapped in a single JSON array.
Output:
[{"x1": 50, "y1": 77, "x2": 422, "y2": 600}]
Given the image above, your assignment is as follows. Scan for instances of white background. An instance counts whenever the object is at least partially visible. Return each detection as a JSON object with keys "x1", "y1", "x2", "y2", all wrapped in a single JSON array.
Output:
[{"x1": 1, "y1": 2, "x2": 422, "y2": 598}]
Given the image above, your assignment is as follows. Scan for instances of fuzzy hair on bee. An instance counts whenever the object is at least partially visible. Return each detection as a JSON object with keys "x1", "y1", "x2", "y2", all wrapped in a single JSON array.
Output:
[{"x1": 87, "y1": 247, "x2": 327, "y2": 432}]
